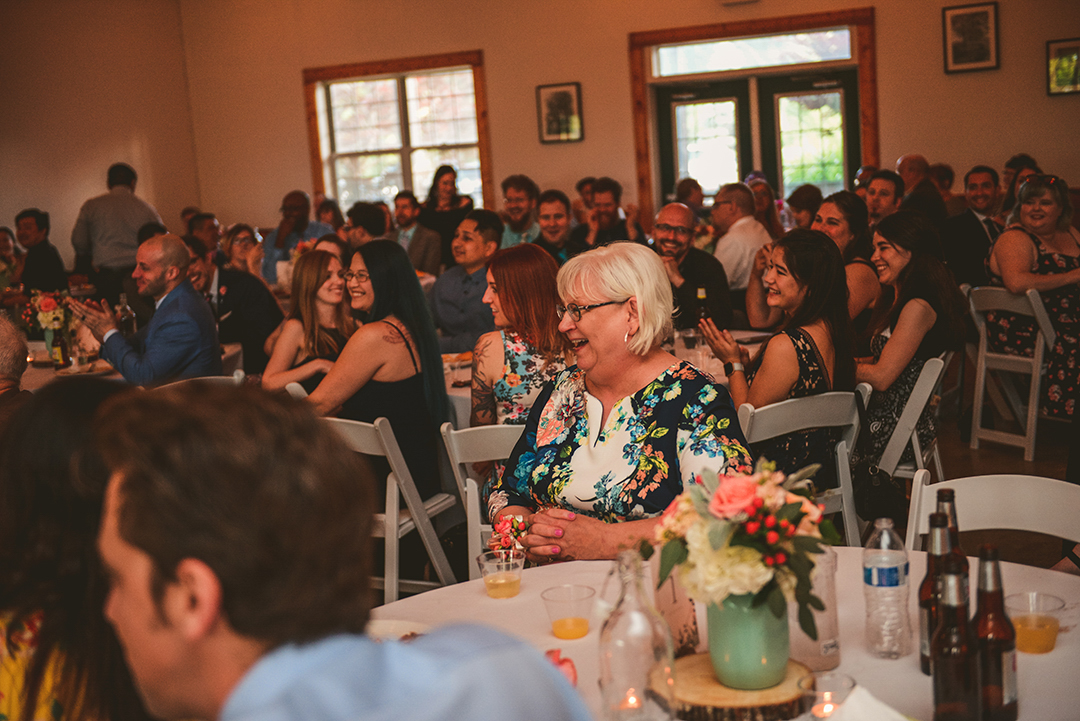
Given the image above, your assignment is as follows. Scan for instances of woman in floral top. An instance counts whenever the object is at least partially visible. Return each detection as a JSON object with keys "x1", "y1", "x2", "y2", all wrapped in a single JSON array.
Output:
[
  {"x1": 488, "y1": 242, "x2": 752, "y2": 562},
  {"x1": 471, "y1": 244, "x2": 570, "y2": 428}
]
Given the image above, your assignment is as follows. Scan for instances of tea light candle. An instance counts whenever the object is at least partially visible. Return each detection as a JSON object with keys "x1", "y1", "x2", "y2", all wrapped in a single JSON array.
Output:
[
  {"x1": 811, "y1": 691, "x2": 838, "y2": 718},
  {"x1": 618, "y1": 688, "x2": 642, "y2": 710}
]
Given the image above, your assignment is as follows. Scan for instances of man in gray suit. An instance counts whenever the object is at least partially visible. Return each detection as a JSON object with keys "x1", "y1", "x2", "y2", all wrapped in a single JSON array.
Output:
[{"x1": 389, "y1": 191, "x2": 442, "y2": 275}]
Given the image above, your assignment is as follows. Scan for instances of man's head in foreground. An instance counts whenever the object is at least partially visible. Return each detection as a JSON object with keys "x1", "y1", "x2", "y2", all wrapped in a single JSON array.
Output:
[{"x1": 96, "y1": 385, "x2": 374, "y2": 720}]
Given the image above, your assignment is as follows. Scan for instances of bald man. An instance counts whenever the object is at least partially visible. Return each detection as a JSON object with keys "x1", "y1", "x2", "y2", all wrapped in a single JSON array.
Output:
[
  {"x1": 896, "y1": 154, "x2": 948, "y2": 230},
  {"x1": 70, "y1": 234, "x2": 221, "y2": 385},
  {"x1": 653, "y1": 202, "x2": 733, "y2": 330}
]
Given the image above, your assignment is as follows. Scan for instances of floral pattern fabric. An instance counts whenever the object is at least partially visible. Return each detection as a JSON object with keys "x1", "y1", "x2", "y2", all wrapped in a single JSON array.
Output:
[
  {"x1": 747, "y1": 328, "x2": 841, "y2": 487},
  {"x1": 493, "y1": 330, "x2": 566, "y2": 425},
  {"x1": 985, "y1": 229, "x2": 1080, "y2": 418},
  {"x1": 0, "y1": 611, "x2": 65, "y2": 721},
  {"x1": 487, "y1": 361, "x2": 753, "y2": 523}
]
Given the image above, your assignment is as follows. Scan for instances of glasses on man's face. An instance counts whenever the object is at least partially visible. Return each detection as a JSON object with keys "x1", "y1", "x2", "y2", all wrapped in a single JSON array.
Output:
[
  {"x1": 555, "y1": 299, "x2": 625, "y2": 321},
  {"x1": 654, "y1": 223, "x2": 693, "y2": 238},
  {"x1": 343, "y1": 271, "x2": 370, "y2": 282}
]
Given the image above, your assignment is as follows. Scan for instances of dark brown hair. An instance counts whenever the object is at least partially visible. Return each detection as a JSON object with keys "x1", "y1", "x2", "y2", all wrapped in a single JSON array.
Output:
[
  {"x1": 96, "y1": 385, "x2": 376, "y2": 647},
  {"x1": 0, "y1": 377, "x2": 150, "y2": 721}
]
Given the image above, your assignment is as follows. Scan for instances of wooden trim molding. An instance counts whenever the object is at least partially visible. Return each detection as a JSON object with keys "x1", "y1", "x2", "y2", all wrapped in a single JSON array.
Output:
[
  {"x1": 628, "y1": 8, "x2": 878, "y2": 225},
  {"x1": 302, "y1": 50, "x2": 492, "y2": 206}
]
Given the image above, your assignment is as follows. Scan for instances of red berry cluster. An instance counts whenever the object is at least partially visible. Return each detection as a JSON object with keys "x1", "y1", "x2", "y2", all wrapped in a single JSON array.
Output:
[{"x1": 740, "y1": 496, "x2": 798, "y2": 567}]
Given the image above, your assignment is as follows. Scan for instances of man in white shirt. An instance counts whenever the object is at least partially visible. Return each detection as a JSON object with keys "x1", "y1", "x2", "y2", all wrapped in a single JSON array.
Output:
[{"x1": 711, "y1": 182, "x2": 772, "y2": 313}]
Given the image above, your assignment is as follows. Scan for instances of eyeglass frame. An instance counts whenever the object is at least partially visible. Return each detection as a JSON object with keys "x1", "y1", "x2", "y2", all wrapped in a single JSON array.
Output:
[
  {"x1": 343, "y1": 270, "x2": 370, "y2": 282},
  {"x1": 555, "y1": 299, "x2": 627, "y2": 321},
  {"x1": 653, "y1": 222, "x2": 694, "y2": 238}
]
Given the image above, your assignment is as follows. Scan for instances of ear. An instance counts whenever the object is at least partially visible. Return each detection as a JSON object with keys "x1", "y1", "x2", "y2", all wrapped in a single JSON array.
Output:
[
  {"x1": 625, "y1": 296, "x2": 641, "y2": 337},
  {"x1": 165, "y1": 265, "x2": 182, "y2": 283},
  {"x1": 164, "y1": 558, "x2": 225, "y2": 641}
]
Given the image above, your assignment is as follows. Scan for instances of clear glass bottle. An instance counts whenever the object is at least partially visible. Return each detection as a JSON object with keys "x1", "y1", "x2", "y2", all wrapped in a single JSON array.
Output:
[
  {"x1": 117, "y1": 292, "x2": 137, "y2": 338},
  {"x1": 789, "y1": 544, "x2": 840, "y2": 670},
  {"x1": 599, "y1": 550, "x2": 675, "y2": 720}
]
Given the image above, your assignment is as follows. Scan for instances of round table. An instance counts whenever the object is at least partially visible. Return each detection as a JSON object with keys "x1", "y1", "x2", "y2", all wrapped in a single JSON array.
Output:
[{"x1": 371, "y1": 546, "x2": 1080, "y2": 720}]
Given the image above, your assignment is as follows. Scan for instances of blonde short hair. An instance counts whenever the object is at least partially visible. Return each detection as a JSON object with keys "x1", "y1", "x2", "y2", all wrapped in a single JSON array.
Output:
[{"x1": 557, "y1": 242, "x2": 673, "y2": 355}]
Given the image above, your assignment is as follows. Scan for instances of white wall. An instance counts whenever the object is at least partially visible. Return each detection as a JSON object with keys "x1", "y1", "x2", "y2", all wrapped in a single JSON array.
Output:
[
  {"x1": 3, "y1": 0, "x2": 1078, "y2": 270},
  {"x1": 0, "y1": 0, "x2": 200, "y2": 268}
]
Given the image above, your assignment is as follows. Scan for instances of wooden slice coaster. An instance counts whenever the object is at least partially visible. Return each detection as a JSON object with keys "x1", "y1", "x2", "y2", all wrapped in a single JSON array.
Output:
[{"x1": 651, "y1": 654, "x2": 808, "y2": 721}]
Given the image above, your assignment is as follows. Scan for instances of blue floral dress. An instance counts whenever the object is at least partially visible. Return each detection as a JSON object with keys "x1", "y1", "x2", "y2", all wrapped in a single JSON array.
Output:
[
  {"x1": 493, "y1": 330, "x2": 565, "y2": 425},
  {"x1": 487, "y1": 361, "x2": 753, "y2": 522}
]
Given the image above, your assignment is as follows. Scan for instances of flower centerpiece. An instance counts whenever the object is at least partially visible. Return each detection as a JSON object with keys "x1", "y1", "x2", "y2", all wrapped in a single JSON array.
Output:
[
  {"x1": 649, "y1": 460, "x2": 839, "y2": 690},
  {"x1": 22, "y1": 290, "x2": 80, "y2": 368}
]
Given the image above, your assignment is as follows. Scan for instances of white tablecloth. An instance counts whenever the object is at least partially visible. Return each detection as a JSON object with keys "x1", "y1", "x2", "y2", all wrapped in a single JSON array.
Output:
[{"x1": 372, "y1": 546, "x2": 1080, "y2": 720}]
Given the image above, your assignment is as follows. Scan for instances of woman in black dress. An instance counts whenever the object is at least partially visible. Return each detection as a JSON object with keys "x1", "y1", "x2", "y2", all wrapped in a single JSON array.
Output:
[{"x1": 418, "y1": 165, "x2": 474, "y2": 269}]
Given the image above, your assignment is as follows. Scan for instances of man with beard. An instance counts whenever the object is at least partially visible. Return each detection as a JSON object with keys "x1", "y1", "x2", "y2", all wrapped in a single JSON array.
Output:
[
  {"x1": 388, "y1": 191, "x2": 441, "y2": 275},
  {"x1": 567, "y1": 176, "x2": 643, "y2": 249},
  {"x1": 654, "y1": 203, "x2": 733, "y2": 330},
  {"x1": 865, "y1": 170, "x2": 904, "y2": 230},
  {"x1": 942, "y1": 165, "x2": 1003, "y2": 287},
  {"x1": 499, "y1": 175, "x2": 540, "y2": 248}
]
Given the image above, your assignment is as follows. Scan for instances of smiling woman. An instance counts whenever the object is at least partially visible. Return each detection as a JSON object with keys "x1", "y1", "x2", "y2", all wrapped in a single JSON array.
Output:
[{"x1": 485, "y1": 242, "x2": 752, "y2": 563}]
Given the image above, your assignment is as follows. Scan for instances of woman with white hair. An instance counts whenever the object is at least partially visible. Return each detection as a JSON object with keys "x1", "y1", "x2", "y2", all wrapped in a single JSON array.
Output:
[{"x1": 487, "y1": 242, "x2": 752, "y2": 562}]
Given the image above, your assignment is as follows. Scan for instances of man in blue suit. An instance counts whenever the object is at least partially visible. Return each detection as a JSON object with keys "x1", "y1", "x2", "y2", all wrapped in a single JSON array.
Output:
[{"x1": 70, "y1": 234, "x2": 221, "y2": 385}]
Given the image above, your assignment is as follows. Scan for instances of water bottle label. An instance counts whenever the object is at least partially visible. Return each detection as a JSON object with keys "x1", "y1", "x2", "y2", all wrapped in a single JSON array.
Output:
[{"x1": 863, "y1": 562, "x2": 909, "y2": 587}]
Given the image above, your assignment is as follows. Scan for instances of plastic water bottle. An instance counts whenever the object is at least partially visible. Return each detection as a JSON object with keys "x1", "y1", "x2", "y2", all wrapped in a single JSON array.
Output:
[{"x1": 863, "y1": 518, "x2": 912, "y2": 658}]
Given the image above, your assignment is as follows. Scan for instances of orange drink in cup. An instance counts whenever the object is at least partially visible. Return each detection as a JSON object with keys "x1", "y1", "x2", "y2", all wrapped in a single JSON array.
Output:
[
  {"x1": 542, "y1": 585, "x2": 595, "y2": 639},
  {"x1": 1005, "y1": 592, "x2": 1065, "y2": 653},
  {"x1": 476, "y1": 550, "x2": 525, "y2": 599}
]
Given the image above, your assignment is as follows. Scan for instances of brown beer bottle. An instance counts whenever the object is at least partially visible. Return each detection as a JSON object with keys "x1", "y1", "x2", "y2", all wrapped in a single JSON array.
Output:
[
  {"x1": 932, "y1": 571, "x2": 981, "y2": 721},
  {"x1": 920, "y1": 513, "x2": 952, "y2": 675},
  {"x1": 975, "y1": 546, "x2": 1017, "y2": 721},
  {"x1": 695, "y1": 287, "x2": 709, "y2": 323},
  {"x1": 937, "y1": 489, "x2": 969, "y2": 596}
]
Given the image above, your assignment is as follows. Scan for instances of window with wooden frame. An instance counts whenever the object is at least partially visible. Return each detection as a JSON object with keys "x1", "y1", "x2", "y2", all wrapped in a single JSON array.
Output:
[{"x1": 303, "y1": 51, "x2": 494, "y2": 210}]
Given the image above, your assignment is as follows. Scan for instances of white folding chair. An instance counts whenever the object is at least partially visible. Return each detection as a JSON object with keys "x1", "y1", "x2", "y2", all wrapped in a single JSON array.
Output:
[
  {"x1": 968, "y1": 287, "x2": 1056, "y2": 462},
  {"x1": 876, "y1": 355, "x2": 948, "y2": 483},
  {"x1": 737, "y1": 383, "x2": 871, "y2": 545},
  {"x1": 157, "y1": 369, "x2": 245, "y2": 389},
  {"x1": 905, "y1": 468, "x2": 1080, "y2": 551},
  {"x1": 440, "y1": 422, "x2": 525, "y2": 578},
  {"x1": 325, "y1": 416, "x2": 458, "y2": 603},
  {"x1": 284, "y1": 381, "x2": 308, "y2": 399}
]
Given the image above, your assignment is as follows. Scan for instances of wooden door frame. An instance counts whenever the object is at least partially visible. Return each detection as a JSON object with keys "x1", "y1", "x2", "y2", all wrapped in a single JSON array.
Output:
[{"x1": 628, "y1": 8, "x2": 878, "y2": 228}]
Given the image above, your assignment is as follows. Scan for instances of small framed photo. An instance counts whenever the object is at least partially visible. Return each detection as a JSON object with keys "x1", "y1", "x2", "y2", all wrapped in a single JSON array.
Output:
[
  {"x1": 942, "y1": 2, "x2": 999, "y2": 74},
  {"x1": 1048, "y1": 38, "x2": 1080, "y2": 96},
  {"x1": 536, "y1": 82, "x2": 583, "y2": 144}
]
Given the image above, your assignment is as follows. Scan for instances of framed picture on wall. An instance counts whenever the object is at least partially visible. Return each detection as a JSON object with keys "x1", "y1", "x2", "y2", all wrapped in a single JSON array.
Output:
[
  {"x1": 1048, "y1": 38, "x2": 1080, "y2": 95},
  {"x1": 536, "y1": 83, "x2": 583, "y2": 144},
  {"x1": 942, "y1": 2, "x2": 999, "y2": 74}
]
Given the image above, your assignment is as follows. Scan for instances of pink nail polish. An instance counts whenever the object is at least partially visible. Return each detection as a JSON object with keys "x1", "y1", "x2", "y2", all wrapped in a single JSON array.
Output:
[
  {"x1": 567, "y1": 512, "x2": 576, "y2": 520},
  {"x1": 554, "y1": 528, "x2": 563, "y2": 537},
  {"x1": 551, "y1": 547, "x2": 560, "y2": 554}
]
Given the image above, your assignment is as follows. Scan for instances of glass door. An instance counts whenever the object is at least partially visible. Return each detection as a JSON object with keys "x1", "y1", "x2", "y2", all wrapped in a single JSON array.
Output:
[
  {"x1": 655, "y1": 80, "x2": 753, "y2": 201},
  {"x1": 757, "y1": 68, "x2": 861, "y2": 198}
]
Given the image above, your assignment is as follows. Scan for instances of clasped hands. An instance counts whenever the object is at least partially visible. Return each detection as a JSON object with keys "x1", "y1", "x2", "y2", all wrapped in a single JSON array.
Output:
[
  {"x1": 515, "y1": 508, "x2": 609, "y2": 563},
  {"x1": 66, "y1": 298, "x2": 119, "y2": 341}
]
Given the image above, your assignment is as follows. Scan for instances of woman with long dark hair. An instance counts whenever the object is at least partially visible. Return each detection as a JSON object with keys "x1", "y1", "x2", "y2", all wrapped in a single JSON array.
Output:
[
  {"x1": 0, "y1": 377, "x2": 151, "y2": 721},
  {"x1": 471, "y1": 244, "x2": 571, "y2": 428},
  {"x1": 418, "y1": 165, "x2": 474, "y2": 269},
  {"x1": 853, "y1": 211, "x2": 966, "y2": 472},
  {"x1": 262, "y1": 249, "x2": 355, "y2": 393},
  {"x1": 308, "y1": 240, "x2": 449, "y2": 498},
  {"x1": 702, "y1": 229, "x2": 855, "y2": 480}
]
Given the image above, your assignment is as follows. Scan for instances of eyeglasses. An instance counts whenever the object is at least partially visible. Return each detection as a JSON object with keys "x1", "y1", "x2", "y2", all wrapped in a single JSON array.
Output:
[
  {"x1": 343, "y1": 271, "x2": 370, "y2": 282},
  {"x1": 555, "y1": 299, "x2": 626, "y2": 321},
  {"x1": 653, "y1": 223, "x2": 694, "y2": 237}
]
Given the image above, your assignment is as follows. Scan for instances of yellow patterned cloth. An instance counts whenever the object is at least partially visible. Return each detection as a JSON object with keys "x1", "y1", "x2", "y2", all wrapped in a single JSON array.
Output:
[{"x1": 0, "y1": 612, "x2": 65, "y2": 721}]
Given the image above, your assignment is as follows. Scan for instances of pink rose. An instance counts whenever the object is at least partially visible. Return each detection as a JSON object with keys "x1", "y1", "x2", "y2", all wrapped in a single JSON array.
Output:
[
  {"x1": 708, "y1": 476, "x2": 759, "y2": 519},
  {"x1": 38, "y1": 296, "x2": 58, "y2": 312}
]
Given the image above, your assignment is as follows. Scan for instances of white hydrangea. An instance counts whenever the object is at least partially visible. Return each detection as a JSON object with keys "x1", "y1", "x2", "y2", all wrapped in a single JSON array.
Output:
[{"x1": 677, "y1": 523, "x2": 774, "y2": 604}]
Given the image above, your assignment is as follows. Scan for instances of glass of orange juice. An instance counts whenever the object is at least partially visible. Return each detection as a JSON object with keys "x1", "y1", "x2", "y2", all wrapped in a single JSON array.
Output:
[
  {"x1": 477, "y1": 550, "x2": 525, "y2": 599},
  {"x1": 542, "y1": 585, "x2": 595, "y2": 639},
  {"x1": 1005, "y1": 592, "x2": 1065, "y2": 653}
]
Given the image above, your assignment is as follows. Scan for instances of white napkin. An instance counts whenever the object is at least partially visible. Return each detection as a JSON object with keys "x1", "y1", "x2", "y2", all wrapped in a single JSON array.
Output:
[{"x1": 830, "y1": 685, "x2": 910, "y2": 721}]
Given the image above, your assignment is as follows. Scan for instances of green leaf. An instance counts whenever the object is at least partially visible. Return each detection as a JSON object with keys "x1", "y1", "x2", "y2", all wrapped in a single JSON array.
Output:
[
  {"x1": 819, "y1": 518, "x2": 842, "y2": 546},
  {"x1": 799, "y1": 601, "x2": 819, "y2": 640},
  {"x1": 708, "y1": 520, "x2": 734, "y2": 551},
  {"x1": 808, "y1": 593, "x2": 825, "y2": 612},
  {"x1": 782, "y1": 463, "x2": 821, "y2": 489},
  {"x1": 793, "y1": 535, "x2": 825, "y2": 556},
  {"x1": 698, "y1": 468, "x2": 720, "y2": 496},
  {"x1": 775, "y1": 501, "x2": 804, "y2": 524},
  {"x1": 638, "y1": 539, "x2": 655, "y2": 561},
  {"x1": 753, "y1": 457, "x2": 777, "y2": 475},
  {"x1": 767, "y1": 583, "x2": 786, "y2": 619},
  {"x1": 657, "y1": 540, "x2": 688, "y2": 588},
  {"x1": 688, "y1": 484, "x2": 712, "y2": 518}
]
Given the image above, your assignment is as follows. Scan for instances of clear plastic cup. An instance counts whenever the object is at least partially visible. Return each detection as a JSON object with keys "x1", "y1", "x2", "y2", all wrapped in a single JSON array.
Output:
[
  {"x1": 476, "y1": 550, "x2": 525, "y2": 599},
  {"x1": 1006, "y1": 592, "x2": 1065, "y2": 653},
  {"x1": 541, "y1": 585, "x2": 595, "y2": 639}
]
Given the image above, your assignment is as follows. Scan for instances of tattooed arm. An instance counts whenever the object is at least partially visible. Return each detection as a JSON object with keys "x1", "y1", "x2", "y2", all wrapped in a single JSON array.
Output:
[{"x1": 470, "y1": 331, "x2": 501, "y2": 427}]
